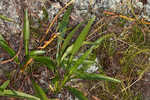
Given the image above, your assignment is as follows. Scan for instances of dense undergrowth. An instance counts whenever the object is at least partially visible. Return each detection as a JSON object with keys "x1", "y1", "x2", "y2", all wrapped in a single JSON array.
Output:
[{"x1": 0, "y1": 2, "x2": 150, "y2": 100}]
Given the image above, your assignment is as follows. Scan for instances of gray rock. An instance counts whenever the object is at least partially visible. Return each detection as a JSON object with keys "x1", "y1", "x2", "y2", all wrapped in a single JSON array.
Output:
[
  {"x1": 0, "y1": 0, "x2": 150, "y2": 37},
  {"x1": 0, "y1": 0, "x2": 21, "y2": 37}
]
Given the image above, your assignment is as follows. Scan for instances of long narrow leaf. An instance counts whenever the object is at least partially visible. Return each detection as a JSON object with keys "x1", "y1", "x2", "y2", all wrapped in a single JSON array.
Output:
[
  {"x1": 69, "y1": 17, "x2": 95, "y2": 62},
  {"x1": 0, "y1": 35, "x2": 19, "y2": 63},
  {"x1": 0, "y1": 34, "x2": 7, "y2": 44},
  {"x1": 61, "y1": 45, "x2": 95, "y2": 87},
  {"x1": 32, "y1": 80, "x2": 49, "y2": 100},
  {"x1": 0, "y1": 14, "x2": 14, "y2": 22},
  {"x1": 61, "y1": 22, "x2": 84, "y2": 55},
  {"x1": 67, "y1": 87, "x2": 88, "y2": 100},
  {"x1": 56, "y1": 5, "x2": 73, "y2": 61},
  {"x1": 62, "y1": 34, "x2": 113, "y2": 86},
  {"x1": 58, "y1": 5, "x2": 72, "y2": 32},
  {"x1": 23, "y1": 9, "x2": 30, "y2": 56},
  {"x1": 0, "y1": 80, "x2": 10, "y2": 91},
  {"x1": 0, "y1": 35, "x2": 15, "y2": 57},
  {"x1": 74, "y1": 34, "x2": 113, "y2": 71},
  {"x1": 30, "y1": 50, "x2": 45, "y2": 56},
  {"x1": 33, "y1": 56, "x2": 55, "y2": 71},
  {"x1": 61, "y1": 44, "x2": 74, "y2": 61},
  {"x1": 69, "y1": 45, "x2": 95, "y2": 75},
  {"x1": 63, "y1": 58, "x2": 95, "y2": 65},
  {"x1": 61, "y1": 41, "x2": 95, "y2": 62},
  {"x1": 0, "y1": 90, "x2": 40, "y2": 100},
  {"x1": 75, "y1": 72, "x2": 121, "y2": 83}
]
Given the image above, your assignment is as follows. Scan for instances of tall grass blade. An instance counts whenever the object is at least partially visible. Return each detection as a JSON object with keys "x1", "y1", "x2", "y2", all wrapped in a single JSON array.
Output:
[
  {"x1": 67, "y1": 87, "x2": 88, "y2": 100},
  {"x1": 69, "y1": 17, "x2": 95, "y2": 62},
  {"x1": 0, "y1": 90, "x2": 40, "y2": 100},
  {"x1": 23, "y1": 9, "x2": 30, "y2": 56},
  {"x1": 32, "y1": 80, "x2": 49, "y2": 100},
  {"x1": 76, "y1": 72, "x2": 121, "y2": 83}
]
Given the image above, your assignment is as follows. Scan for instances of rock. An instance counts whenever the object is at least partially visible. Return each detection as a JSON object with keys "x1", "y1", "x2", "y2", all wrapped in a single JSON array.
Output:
[{"x1": 0, "y1": 0, "x2": 22, "y2": 37}]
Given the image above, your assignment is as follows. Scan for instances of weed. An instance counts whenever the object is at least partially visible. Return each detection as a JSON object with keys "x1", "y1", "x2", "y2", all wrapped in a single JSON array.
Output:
[{"x1": 0, "y1": 6, "x2": 121, "y2": 100}]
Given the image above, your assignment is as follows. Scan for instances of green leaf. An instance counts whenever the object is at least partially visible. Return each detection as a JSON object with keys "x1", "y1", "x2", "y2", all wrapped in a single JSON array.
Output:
[
  {"x1": 0, "y1": 34, "x2": 7, "y2": 44},
  {"x1": 63, "y1": 58, "x2": 95, "y2": 65},
  {"x1": 33, "y1": 56, "x2": 55, "y2": 71},
  {"x1": 61, "y1": 22, "x2": 84, "y2": 55},
  {"x1": 61, "y1": 40, "x2": 95, "y2": 62},
  {"x1": 23, "y1": 9, "x2": 30, "y2": 56},
  {"x1": 61, "y1": 44, "x2": 74, "y2": 61},
  {"x1": 69, "y1": 45, "x2": 95, "y2": 75},
  {"x1": 0, "y1": 35, "x2": 19, "y2": 63},
  {"x1": 0, "y1": 35, "x2": 15, "y2": 57},
  {"x1": 75, "y1": 72, "x2": 121, "y2": 83},
  {"x1": 56, "y1": 5, "x2": 73, "y2": 62},
  {"x1": 62, "y1": 44, "x2": 95, "y2": 87},
  {"x1": 58, "y1": 5, "x2": 73, "y2": 33},
  {"x1": 30, "y1": 50, "x2": 45, "y2": 56},
  {"x1": 69, "y1": 34, "x2": 113, "y2": 72},
  {"x1": 0, "y1": 80, "x2": 10, "y2": 91},
  {"x1": 0, "y1": 14, "x2": 14, "y2": 22},
  {"x1": 69, "y1": 33, "x2": 112, "y2": 74},
  {"x1": 62, "y1": 34, "x2": 113, "y2": 87},
  {"x1": 32, "y1": 80, "x2": 49, "y2": 100},
  {"x1": 0, "y1": 89, "x2": 40, "y2": 100},
  {"x1": 69, "y1": 17, "x2": 95, "y2": 62},
  {"x1": 76, "y1": 34, "x2": 112, "y2": 70},
  {"x1": 67, "y1": 87, "x2": 88, "y2": 100}
]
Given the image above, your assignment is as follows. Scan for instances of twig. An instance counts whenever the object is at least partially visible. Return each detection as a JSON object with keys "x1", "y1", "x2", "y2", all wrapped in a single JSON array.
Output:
[
  {"x1": 104, "y1": 11, "x2": 150, "y2": 24},
  {"x1": 40, "y1": 0, "x2": 75, "y2": 42}
]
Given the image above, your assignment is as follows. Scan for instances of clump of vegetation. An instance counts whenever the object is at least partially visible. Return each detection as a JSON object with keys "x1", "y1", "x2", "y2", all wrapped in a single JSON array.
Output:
[
  {"x1": 0, "y1": 6, "x2": 121, "y2": 100},
  {"x1": 0, "y1": 1, "x2": 150, "y2": 100}
]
